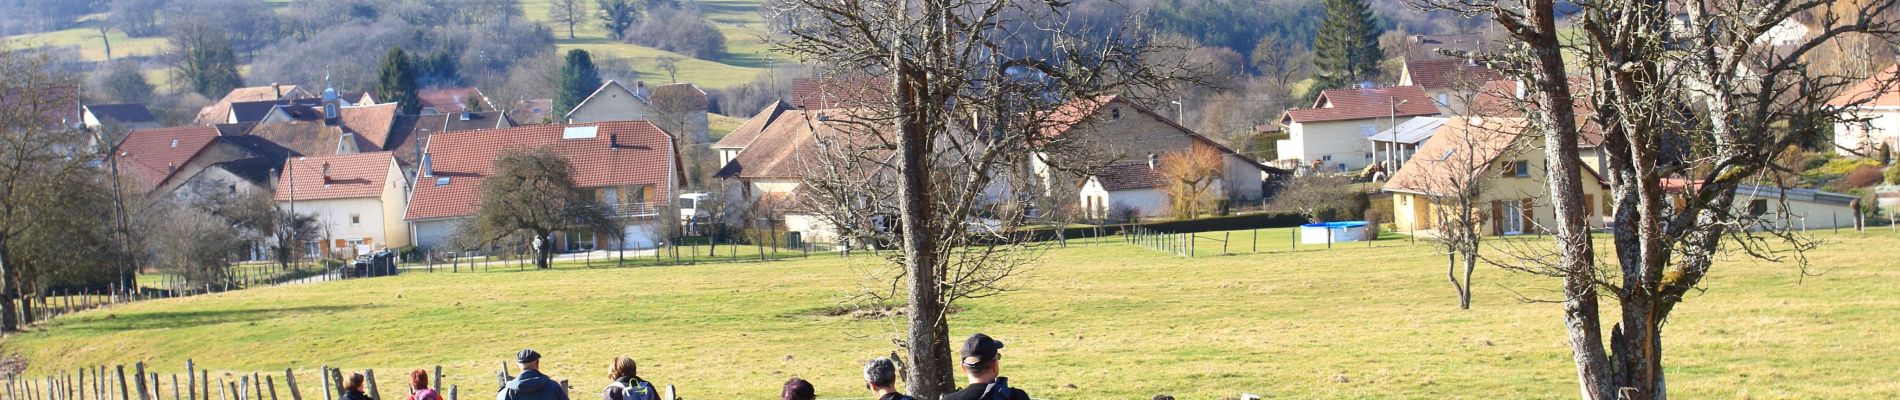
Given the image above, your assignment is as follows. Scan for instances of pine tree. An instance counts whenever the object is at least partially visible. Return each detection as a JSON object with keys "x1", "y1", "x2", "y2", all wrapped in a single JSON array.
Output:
[
  {"x1": 377, "y1": 48, "x2": 421, "y2": 115},
  {"x1": 1308, "y1": 0, "x2": 1384, "y2": 97},
  {"x1": 555, "y1": 49, "x2": 602, "y2": 118}
]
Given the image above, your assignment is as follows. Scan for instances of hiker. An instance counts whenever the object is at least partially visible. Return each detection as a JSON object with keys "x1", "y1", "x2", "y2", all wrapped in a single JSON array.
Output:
[
  {"x1": 862, "y1": 358, "x2": 915, "y2": 400},
  {"x1": 602, "y1": 356, "x2": 658, "y2": 400},
  {"x1": 498, "y1": 349, "x2": 570, "y2": 400},
  {"x1": 342, "y1": 373, "x2": 373, "y2": 400},
  {"x1": 942, "y1": 334, "x2": 1030, "y2": 400},
  {"x1": 780, "y1": 378, "x2": 815, "y2": 400},
  {"x1": 409, "y1": 369, "x2": 443, "y2": 400}
]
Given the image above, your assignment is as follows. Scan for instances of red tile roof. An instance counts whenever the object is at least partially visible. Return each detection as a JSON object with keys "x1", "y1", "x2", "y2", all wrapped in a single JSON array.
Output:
[
  {"x1": 273, "y1": 152, "x2": 396, "y2": 202},
  {"x1": 1283, "y1": 86, "x2": 1441, "y2": 123},
  {"x1": 115, "y1": 126, "x2": 222, "y2": 193},
  {"x1": 418, "y1": 87, "x2": 488, "y2": 113},
  {"x1": 1828, "y1": 65, "x2": 1900, "y2": 108},
  {"x1": 1468, "y1": 79, "x2": 1605, "y2": 147},
  {"x1": 1403, "y1": 58, "x2": 1505, "y2": 91},
  {"x1": 406, "y1": 121, "x2": 678, "y2": 221},
  {"x1": 1046, "y1": 95, "x2": 1275, "y2": 171},
  {"x1": 1385, "y1": 116, "x2": 1607, "y2": 197}
]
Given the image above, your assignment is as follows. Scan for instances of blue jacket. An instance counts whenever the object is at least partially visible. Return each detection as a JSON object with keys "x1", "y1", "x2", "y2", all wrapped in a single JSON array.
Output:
[{"x1": 498, "y1": 370, "x2": 570, "y2": 400}]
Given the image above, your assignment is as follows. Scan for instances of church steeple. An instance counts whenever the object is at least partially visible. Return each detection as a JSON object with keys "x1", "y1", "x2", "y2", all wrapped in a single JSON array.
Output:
[{"x1": 322, "y1": 71, "x2": 341, "y2": 125}]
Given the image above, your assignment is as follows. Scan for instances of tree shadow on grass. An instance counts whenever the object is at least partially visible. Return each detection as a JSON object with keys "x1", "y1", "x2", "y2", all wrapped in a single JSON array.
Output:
[{"x1": 55, "y1": 304, "x2": 381, "y2": 333}]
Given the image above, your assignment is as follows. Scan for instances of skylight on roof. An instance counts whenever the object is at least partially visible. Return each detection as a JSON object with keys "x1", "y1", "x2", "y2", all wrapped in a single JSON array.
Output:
[
  {"x1": 1440, "y1": 148, "x2": 1456, "y2": 160},
  {"x1": 435, "y1": 177, "x2": 451, "y2": 186},
  {"x1": 563, "y1": 126, "x2": 599, "y2": 139}
]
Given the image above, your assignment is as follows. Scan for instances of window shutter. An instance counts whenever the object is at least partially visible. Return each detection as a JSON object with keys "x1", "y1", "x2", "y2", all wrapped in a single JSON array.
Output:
[
  {"x1": 1491, "y1": 200, "x2": 1504, "y2": 236},
  {"x1": 1521, "y1": 198, "x2": 1535, "y2": 233}
]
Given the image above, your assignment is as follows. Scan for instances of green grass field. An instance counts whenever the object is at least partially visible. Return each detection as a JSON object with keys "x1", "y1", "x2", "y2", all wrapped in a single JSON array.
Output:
[
  {"x1": 5, "y1": 227, "x2": 1898, "y2": 398},
  {"x1": 3, "y1": 1, "x2": 775, "y2": 90}
]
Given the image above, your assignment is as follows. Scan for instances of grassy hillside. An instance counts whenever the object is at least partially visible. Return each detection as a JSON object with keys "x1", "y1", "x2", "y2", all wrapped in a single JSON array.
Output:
[
  {"x1": 6, "y1": 228, "x2": 1899, "y2": 398},
  {"x1": 2, "y1": 0, "x2": 775, "y2": 90}
]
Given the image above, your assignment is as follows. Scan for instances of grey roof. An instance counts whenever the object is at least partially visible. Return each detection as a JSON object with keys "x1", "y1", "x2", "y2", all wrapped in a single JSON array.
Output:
[
  {"x1": 85, "y1": 103, "x2": 158, "y2": 125},
  {"x1": 229, "y1": 98, "x2": 325, "y2": 123},
  {"x1": 1736, "y1": 184, "x2": 1859, "y2": 207},
  {"x1": 1370, "y1": 117, "x2": 1448, "y2": 145}
]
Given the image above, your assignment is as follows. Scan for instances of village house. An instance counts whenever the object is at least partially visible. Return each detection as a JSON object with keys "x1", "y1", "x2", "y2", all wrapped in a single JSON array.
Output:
[
  {"x1": 1659, "y1": 179, "x2": 1863, "y2": 231},
  {"x1": 404, "y1": 121, "x2": 681, "y2": 252},
  {"x1": 1397, "y1": 58, "x2": 1504, "y2": 112},
  {"x1": 382, "y1": 110, "x2": 519, "y2": 177},
  {"x1": 712, "y1": 108, "x2": 863, "y2": 243},
  {"x1": 417, "y1": 87, "x2": 493, "y2": 115},
  {"x1": 275, "y1": 152, "x2": 411, "y2": 258},
  {"x1": 80, "y1": 103, "x2": 160, "y2": 131},
  {"x1": 195, "y1": 84, "x2": 311, "y2": 125},
  {"x1": 1277, "y1": 86, "x2": 1441, "y2": 173},
  {"x1": 112, "y1": 125, "x2": 286, "y2": 198},
  {"x1": 563, "y1": 80, "x2": 651, "y2": 124},
  {"x1": 1039, "y1": 96, "x2": 1275, "y2": 219},
  {"x1": 1827, "y1": 65, "x2": 1900, "y2": 158},
  {"x1": 1383, "y1": 117, "x2": 1611, "y2": 236},
  {"x1": 711, "y1": 100, "x2": 790, "y2": 167}
]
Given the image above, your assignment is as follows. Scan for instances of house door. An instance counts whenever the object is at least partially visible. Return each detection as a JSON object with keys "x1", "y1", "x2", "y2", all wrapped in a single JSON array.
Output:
[{"x1": 1502, "y1": 201, "x2": 1526, "y2": 235}]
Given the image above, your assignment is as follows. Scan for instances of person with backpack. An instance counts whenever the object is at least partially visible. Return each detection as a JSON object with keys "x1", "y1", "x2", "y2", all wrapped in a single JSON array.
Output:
[
  {"x1": 942, "y1": 334, "x2": 1030, "y2": 400},
  {"x1": 498, "y1": 349, "x2": 570, "y2": 400},
  {"x1": 601, "y1": 356, "x2": 658, "y2": 400},
  {"x1": 408, "y1": 369, "x2": 442, "y2": 400},
  {"x1": 862, "y1": 358, "x2": 915, "y2": 400}
]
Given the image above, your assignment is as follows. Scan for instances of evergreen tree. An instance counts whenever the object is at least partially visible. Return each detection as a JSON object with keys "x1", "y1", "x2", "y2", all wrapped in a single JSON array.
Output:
[
  {"x1": 555, "y1": 49, "x2": 602, "y2": 118},
  {"x1": 1307, "y1": 0, "x2": 1384, "y2": 97},
  {"x1": 377, "y1": 48, "x2": 421, "y2": 115}
]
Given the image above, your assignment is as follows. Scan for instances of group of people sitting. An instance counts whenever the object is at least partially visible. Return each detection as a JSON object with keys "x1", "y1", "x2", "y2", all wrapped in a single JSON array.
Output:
[{"x1": 420, "y1": 334, "x2": 1028, "y2": 400}]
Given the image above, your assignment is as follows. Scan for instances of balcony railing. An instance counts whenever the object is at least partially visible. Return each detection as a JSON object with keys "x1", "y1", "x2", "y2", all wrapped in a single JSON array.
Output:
[{"x1": 596, "y1": 202, "x2": 660, "y2": 218}]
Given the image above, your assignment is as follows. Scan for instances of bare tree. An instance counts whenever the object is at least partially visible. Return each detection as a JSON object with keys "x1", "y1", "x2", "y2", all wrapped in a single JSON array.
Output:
[
  {"x1": 1270, "y1": 174, "x2": 1360, "y2": 223},
  {"x1": 654, "y1": 55, "x2": 680, "y2": 83},
  {"x1": 765, "y1": 0, "x2": 1193, "y2": 396},
  {"x1": 549, "y1": 0, "x2": 589, "y2": 39},
  {"x1": 469, "y1": 147, "x2": 620, "y2": 269},
  {"x1": 1157, "y1": 144, "x2": 1226, "y2": 219},
  {"x1": 0, "y1": 46, "x2": 94, "y2": 332},
  {"x1": 1410, "y1": 0, "x2": 1900, "y2": 397}
]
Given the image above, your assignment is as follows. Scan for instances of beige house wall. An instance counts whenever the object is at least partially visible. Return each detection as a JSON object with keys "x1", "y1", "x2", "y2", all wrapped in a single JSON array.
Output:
[{"x1": 567, "y1": 84, "x2": 649, "y2": 123}]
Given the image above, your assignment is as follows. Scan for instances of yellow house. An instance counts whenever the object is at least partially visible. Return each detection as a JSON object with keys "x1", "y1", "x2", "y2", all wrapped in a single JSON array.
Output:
[{"x1": 1383, "y1": 117, "x2": 1609, "y2": 236}]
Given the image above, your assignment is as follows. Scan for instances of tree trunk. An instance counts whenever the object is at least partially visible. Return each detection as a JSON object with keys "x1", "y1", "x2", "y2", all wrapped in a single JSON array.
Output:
[
  {"x1": 1446, "y1": 253, "x2": 1465, "y2": 308},
  {"x1": 534, "y1": 233, "x2": 554, "y2": 269},
  {"x1": 1460, "y1": 251, "x2": 1476, "y2": 309},
  {"x1": 1511, "y1": 0, "x2": 1616, "y2": 397},
  {"x1": 0, "y1": 234, "x2": 15, "y2": 332},
  {"x1": 895, "y1": 59, "x2": 956, "y2": 399}
]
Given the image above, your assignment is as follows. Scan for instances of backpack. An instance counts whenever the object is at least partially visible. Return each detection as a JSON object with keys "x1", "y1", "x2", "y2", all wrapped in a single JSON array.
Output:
[
  {"x1": 611, "y1": 380, "x2": 658, "y2": 400},
  {"x1": 408, "y1": 389, "x2": 440, "y2": 400}
]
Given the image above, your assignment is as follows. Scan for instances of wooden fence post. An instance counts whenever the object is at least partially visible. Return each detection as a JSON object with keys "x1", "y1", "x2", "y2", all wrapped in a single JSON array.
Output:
[
  {"x1": 317, "y1": 369, "x2": 330, "y2": 400},
  {"x1": 282, "y1": 369, "x2": 301, "y2": 400},
  {"x1": 199, "y1": 372, "x2": 207, "y2": 400},
  {"x1": 170, "y1": 376, "x2": 179, "y2": 400},
  {"x1": 133, "y1": 363, "x2": 147, "y2": 400},
  {"x1": 185, "y1": 361, "x2": 195, "y2": 400},
  {"x1": 363, "y1": 370, "x2": 378, "y2": 400},
  {"x1": 263, "y1": 377, "x2": 275, "y2": 400},
  {"x1": 115, "y1": 366, "x2": 129, "y2": 400},
  {"x1": 431, "y1": 367, "x2": 441, "y2": 392}
]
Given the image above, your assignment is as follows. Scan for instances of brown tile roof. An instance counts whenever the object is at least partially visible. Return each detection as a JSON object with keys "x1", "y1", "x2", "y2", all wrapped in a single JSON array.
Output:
[
  {"x1": 273, "y1": 152, "x2": 396, "y2": 202},
  {"x1": 114, "y1": 126, "x2": 222, "y2": 193},
  {"x1": 712, "y1": 100, "x2": 790, "y2": 149},
  {"x1": 649, "y1": 83, "x2": 709, "y2": 111},
  {"x1": 406, "y1": 121, "x2": 678, "y2": 221},
  {"x1": 791, "y1": 76, "x2": 889, "y2": 109},
  {"x1": 1284, "y1": 86, "x2": 1441, "y2": 124},
  {"x1": 196, "y1": 85, "x2": 305, "y2": 125},
  {"x1": 337, "y1": 103, "x2": 400, "y2": 148},
  {"x1": 385, "y1": 115, "x2": 449, "y2": 165},
  {"x1": 1382, "y1": 117, "x2": 1524, "y2": 197},
  {"x1": 1094, "y1": 163, "x2": 1167, "y2": 191},
  {"x1": 1384, "y1": 117, "x2": 1606, "y2": 197},
  {"x1": 714, "y1": 109, "x2": 836, "y2": 179},
  {"x1": 1403, "y1": 58, "x2": 1505, "y2": 91},
  {"x1": 1047, "y1": 95, "x2": 1275, "y2": 171},
  {"x1": 418, "y1": 87, "x2": 487, "y2": 113},
  {"x1": 1828, "y1": 65, "x2": 1900, "y2": 107},
  {"x1": 1468, "y1": 79, "x2": 1605, "y2": 147},
  {"x1": 245, "y1": 120, "x2": 378, "y2": 157}
]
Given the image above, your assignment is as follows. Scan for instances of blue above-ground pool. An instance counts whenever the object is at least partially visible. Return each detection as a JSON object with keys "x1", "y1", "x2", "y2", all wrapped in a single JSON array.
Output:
[{"x1": 1300, "y1": 220, "x2": 1369, "y2": 244}]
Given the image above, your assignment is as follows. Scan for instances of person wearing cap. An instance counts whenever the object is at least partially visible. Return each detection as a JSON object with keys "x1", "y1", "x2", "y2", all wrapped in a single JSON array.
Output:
[
  {"x1": 942, "y1": 334, "x2": 1030, "y2": 400},
  {"x1": 862, "y1": 358, "x2": 915, "y2": 400},
  {"x1": 498, "y1": 349, "x2": 570, "y2": 400}
]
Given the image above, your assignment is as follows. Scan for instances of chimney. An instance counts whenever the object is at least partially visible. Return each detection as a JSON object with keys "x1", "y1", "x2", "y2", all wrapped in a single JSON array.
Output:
[
  {"x1": 321, "y1": 162, "x2": 331, "y2": 183},
  {"x1": 1147, "y1": 153, "x2": 1158, "y2": 170},
  {"x1": 420, "y1": 153, "x2": 433, "y2": 177},
  {"x1": 609, "y1": 133, "x2": 619, "y2": 148},
  {"x1": 272, "y1": 83, "x2": 282, "y2": 98}
]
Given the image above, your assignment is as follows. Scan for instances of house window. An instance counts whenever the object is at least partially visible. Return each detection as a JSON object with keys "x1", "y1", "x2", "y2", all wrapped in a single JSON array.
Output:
[
  {"x1": 1503, "y1": 160, "x2": 1530, "y2": 177},
  {"x1": 1321, "y1": 155, "x2": 1333, "y2": 161},
  {"x1": 1110, "y1": 107, "x2": 1121, "y2": 120},
  {"x1": 1748, "y1": 199, "x2": 1768, "y2": 217},
  {"x1": 1365, "y1": 152, "x2": 1373, "y2": 159},
  {"x1": 349, "y1": 214, "x2": 362, "y2": 227},
  {"x1": 1436, "y1": 93, "x2": 1450, "y2": 106}
]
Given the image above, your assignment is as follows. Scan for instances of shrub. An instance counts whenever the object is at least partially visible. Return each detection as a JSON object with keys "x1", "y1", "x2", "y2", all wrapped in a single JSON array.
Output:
[
  {"x1": 1363, "y1": 208, "x2": 1384, "y2": 238},
  {"x1": 1843, "y1": 165, "x2": 1885, "y2": 189},
  {"x1": 1887, "y1": 163, "x2": 1900, "y2": 185}
]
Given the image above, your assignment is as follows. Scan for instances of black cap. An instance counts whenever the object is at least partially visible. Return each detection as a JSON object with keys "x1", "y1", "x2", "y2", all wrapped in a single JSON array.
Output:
[
  {"x1": 516, "y1": 349, "x2": 541, "y2": 363},
  {"x1": 959, "y1": 333, "x2": 1005, "y2": 367}
]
